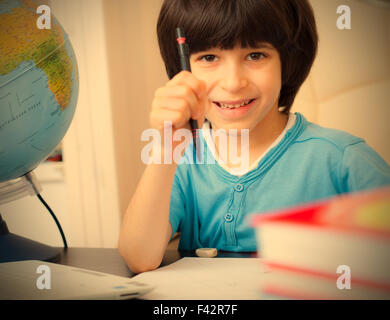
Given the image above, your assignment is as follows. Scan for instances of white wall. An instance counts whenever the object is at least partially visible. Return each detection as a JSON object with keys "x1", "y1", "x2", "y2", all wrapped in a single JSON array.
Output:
[
  {"x1": 102, "y1": 0, "x2": 167, "y2": 220},
  {"x1": 53, "y1": 0, "x2": 121, "y2": 248},
  {"x1": 294, "y1": 0, "x2": 390, "y2": 163}
]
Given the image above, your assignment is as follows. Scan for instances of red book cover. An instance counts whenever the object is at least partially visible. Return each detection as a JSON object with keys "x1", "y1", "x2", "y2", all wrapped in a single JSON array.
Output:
[{"x1": 251, "y1": 186, "x2": 390, "y2": 239}]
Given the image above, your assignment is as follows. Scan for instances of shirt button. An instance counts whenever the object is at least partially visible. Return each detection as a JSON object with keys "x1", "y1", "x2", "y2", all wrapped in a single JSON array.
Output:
[
  {"x1": 234, "y1": 184, "x2": 244, "y2": 192},
  {"x1": 224, "y1": 213, "x2": 234, "y2": 222}
]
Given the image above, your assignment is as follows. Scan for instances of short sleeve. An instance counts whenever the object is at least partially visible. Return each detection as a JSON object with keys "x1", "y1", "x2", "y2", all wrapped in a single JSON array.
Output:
[
  {"x1": 340, "y1": 141, "x2": 390, "y2": 193},
  {"x1": 169, "y1": 173, "x2": 186, "y2": 238}
]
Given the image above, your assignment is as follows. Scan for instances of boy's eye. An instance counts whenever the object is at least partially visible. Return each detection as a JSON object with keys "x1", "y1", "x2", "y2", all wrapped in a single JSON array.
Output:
[
  {"x1": 199, "y1": 54, "x2": 218, "y2": 62},
  {"x1": 247, "y1": 52, "x2": 266, "y2": 61}
]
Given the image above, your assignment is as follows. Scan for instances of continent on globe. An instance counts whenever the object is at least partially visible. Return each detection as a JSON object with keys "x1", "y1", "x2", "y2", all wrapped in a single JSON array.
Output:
[
  {"x1": 0, "y1": 0, "x2": 73, "y2": 110},
  {"x1": 0, "y1": 0, "x2": 79, "y2": 182}
]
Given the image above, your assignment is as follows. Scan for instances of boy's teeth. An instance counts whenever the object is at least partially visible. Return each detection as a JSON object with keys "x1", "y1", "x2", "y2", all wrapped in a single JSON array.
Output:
[{"x1": 218, "y1": 100, "x2": 252, "y2": 109}]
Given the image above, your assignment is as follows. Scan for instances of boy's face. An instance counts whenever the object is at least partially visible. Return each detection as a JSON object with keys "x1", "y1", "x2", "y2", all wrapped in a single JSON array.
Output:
[{"x1": 190, "y1": 43, "x2": 282, "y2": 132}]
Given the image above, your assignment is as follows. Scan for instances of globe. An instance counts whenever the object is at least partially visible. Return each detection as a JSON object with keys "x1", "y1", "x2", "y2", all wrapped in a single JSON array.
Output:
[{"x1": 0, "y1": 0, "x2": 79, "y2": 182}]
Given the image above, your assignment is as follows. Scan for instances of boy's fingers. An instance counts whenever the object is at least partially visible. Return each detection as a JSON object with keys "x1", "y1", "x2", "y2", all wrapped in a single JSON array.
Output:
[
  {"x1": 167, "y1": 71, "x2": 206, "y2": 101},
  {"x1": 151, "y1": 109, "x2": 190, "y2": 131},
  {"x1": 151, "y1": 97, "x2": 191, "y2": 126},
  {"x1": 154, "y1": 96, "x2": 191, "y2": 118},
  {"x1": 156, "y1": 85, "x2": 204, "y2": 120},
  {"x1": 156, "y1": 85, "x2": 199, "y2": 116}
]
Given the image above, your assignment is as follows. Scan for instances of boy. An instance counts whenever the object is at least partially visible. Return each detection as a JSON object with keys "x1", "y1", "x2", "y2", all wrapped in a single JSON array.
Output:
[{"x1": 118, "y1": 0, "x2": 390, "y2": 273}]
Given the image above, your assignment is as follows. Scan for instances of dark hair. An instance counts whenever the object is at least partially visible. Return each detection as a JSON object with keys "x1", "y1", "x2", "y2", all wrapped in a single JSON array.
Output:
[{"x1": 157, "y1": 0, "x2": 318, "y2": 114}]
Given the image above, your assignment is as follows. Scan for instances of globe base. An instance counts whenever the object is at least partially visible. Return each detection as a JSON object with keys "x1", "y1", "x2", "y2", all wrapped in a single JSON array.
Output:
[{"x1": 0, "y1": 215, "x2": 62, "y2": 263}]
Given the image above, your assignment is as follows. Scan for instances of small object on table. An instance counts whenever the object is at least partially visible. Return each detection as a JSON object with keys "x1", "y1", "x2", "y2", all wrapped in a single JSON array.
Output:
[{"x1": 195, "y1": 248, "x2": 218, "y2": 258}]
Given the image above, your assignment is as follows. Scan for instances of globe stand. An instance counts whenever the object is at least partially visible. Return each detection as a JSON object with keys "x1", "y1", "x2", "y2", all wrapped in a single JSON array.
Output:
[
  {"x1": 0, "y1": 172, "x2": 63, "y2": 263},
  {"x1": 0, "y1": 213, "x2": 62, "y2": 263}
]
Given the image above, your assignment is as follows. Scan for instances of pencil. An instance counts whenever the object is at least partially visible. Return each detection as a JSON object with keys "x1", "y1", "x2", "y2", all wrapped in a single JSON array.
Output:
[{"x1": 175, "y1": 27, "x2": 199, "y2": 160}]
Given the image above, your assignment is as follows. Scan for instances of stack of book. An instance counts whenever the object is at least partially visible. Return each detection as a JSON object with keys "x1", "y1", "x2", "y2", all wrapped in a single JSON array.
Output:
[{"x1": 251, "y1": 186, "x2": 390, "y2": 300}]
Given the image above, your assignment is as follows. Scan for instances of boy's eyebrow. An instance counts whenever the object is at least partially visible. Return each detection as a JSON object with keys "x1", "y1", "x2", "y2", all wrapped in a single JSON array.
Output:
[
  {"x1": 191, "y1": 42, "x2": 275, "y2": 55},
  {"x1": 252, "y1": 42, "x2": 275, "y2": 50}
]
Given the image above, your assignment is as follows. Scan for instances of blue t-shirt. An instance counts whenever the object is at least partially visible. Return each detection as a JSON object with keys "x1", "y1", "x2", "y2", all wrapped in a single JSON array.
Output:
[{"x1": 169, "y1": 112, "x2": 390, "y2": 251}]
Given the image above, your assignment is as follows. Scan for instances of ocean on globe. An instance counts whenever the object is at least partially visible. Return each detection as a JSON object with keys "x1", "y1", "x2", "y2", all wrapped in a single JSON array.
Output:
[{"x1": 0, "y1": 0, "x2": 79, "y2": 182}]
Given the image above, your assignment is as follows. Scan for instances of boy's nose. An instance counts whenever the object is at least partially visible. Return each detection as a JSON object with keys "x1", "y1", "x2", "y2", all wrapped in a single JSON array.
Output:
[{"x1": 219, "y1": 65, "x2": 248, "y2": 93}]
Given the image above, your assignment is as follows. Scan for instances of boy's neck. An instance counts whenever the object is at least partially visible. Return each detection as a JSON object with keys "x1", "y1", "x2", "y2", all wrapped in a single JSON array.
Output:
[
  {"x1": 249, "y1": 106, "x2": 289, "y2": 154},
  {"x1": 210, "y1": 106, "x2": 289, "y2": 169}
]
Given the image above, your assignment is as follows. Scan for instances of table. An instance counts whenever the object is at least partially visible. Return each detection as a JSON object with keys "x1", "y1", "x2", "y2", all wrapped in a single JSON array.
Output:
[{"x1": 55, "y1": 247, "x2": 256, "y2": 278}]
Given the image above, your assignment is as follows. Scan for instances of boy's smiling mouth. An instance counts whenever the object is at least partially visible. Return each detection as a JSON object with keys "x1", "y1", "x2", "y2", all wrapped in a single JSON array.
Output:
[
  {"x1": 211, "y1": 98, "x2": 257, "y2": 119},
  {"x1": 213, "y1": 99, "x2": 255, "y2": 109}
]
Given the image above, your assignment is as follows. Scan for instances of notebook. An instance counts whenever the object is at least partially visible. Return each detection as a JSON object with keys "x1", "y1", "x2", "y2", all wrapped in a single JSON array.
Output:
[{"x1": 0, "y1": 260, "x2": 154, "y2": 300}]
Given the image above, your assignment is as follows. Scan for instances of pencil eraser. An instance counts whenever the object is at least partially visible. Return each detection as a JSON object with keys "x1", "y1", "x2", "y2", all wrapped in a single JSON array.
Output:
[{"x1": 195, "y1": 248, "x2": 218, "y2": 258}]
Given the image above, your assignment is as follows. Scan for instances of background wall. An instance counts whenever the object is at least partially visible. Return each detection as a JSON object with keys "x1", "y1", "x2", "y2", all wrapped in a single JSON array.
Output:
[
  {"x1": 102, "y1": 0, "x2": 167, "y2": 218},
  {"x1": 1, "y1": 0, "x2": 389, "y2": 249},
  {"x1": 296, "y1": 0, "x2": 390, "y2": 163}
]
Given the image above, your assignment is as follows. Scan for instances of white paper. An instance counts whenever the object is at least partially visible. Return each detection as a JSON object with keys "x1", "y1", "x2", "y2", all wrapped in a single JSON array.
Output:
[{"x1": 133, "y1": 257, "x2": 269, "y2": 300}]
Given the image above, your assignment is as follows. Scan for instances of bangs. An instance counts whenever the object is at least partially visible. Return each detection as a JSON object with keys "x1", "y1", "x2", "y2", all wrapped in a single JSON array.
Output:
[{"x1": 170, "y1": 0, "x2": 289, "y2": 53}]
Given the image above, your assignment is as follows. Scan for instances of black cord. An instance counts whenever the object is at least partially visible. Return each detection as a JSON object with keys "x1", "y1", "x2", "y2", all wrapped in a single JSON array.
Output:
[{"x1": 37, "y1": 193, "x2": 68, "y2": 248}]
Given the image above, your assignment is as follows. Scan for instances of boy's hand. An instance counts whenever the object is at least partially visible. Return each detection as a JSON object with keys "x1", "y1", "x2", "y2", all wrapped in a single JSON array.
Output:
[{"x1": 150, "y1": 71, "x2": 207, "y2": 134}]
